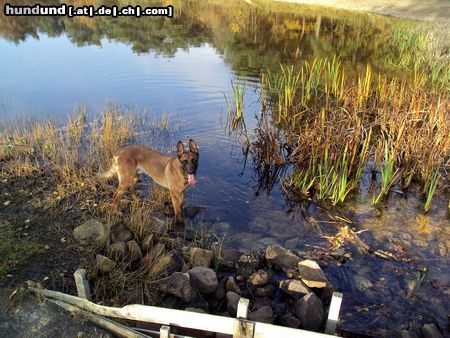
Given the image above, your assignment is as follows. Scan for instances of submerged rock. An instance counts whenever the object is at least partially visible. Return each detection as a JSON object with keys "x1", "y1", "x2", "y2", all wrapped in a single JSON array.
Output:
[
  {"x1": 188, "y1": 266, "x2": 218, "y2": 294},
  {"x1": 156, "y1": 272, "x2": 194, "y2": 302},
  {"x1": 73, "y1": 219, "x2": 109, "y2": 247},
  {"x1": 294, "y1": 293, "x2": 324, "y2": 331},
  {"x1": 189, "y1": 247, "x2": 214, "y2": 267}
]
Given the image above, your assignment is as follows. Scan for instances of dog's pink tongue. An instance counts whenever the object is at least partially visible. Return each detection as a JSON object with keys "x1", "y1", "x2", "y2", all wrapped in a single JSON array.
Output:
[{"x1": 188, "y1": 174, "x2": 197, "y2": 186}]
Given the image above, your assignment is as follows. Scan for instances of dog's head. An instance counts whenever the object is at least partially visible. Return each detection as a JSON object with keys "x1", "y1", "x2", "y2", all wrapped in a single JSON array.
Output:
[{"x1": 177, "y1": 139, "x2": 199, "y2": 186}]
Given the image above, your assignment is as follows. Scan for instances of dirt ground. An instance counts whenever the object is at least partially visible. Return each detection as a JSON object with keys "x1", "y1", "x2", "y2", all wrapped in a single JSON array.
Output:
[{"x1": 276, "y1": 0, "x2": 450, "y2": 22}]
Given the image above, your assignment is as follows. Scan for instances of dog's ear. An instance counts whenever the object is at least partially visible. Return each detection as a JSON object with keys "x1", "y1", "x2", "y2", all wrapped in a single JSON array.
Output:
[
  {"x1": 189, "y1": 139, "x2": 199, "y2": 155},
  {"x1": 177, "y1": 141, "x2": 185, "y2": 160}
]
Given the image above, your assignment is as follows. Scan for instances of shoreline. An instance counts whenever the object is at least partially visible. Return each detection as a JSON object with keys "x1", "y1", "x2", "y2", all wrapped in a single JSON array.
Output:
[{"x1": 273, "y1": 0, "x2": 450, "y2": 22}]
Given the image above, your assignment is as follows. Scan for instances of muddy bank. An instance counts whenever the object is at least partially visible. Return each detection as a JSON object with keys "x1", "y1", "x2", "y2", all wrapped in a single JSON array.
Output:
[{"x1": 274, "y1": 0, "x2": 450, "y2": 22}]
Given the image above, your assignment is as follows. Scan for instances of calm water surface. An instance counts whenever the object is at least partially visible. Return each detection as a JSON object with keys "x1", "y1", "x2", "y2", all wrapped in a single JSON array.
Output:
[{"x1": 0, "y1": 0, "x2": 448, "y2": 335}]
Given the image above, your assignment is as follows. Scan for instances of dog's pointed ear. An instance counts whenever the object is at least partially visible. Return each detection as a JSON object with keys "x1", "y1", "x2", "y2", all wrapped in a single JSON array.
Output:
[
  {"x1": 189, "y1": 139, "x2": 199, "y2": 155},
  {"x1": 177, "y1": 141, "x2": 185, "y2": 160}
]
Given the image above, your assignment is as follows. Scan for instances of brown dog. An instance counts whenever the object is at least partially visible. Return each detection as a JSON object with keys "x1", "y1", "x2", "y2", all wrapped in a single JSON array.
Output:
[{"x1": 97, "y1": 139, "x2": 199, "y2": 222}]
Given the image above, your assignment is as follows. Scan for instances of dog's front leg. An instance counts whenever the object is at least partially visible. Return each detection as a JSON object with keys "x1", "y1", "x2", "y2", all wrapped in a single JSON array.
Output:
[{"x1": 169, "y1": 191, "x2": 184, "y2": 225}]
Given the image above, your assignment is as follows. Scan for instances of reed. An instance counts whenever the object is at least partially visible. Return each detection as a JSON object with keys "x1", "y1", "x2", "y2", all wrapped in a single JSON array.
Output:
[
  {"x1": 259, "y1": 56, "x2": 449, "y2": 210},
  {"x1": 224, "y1": 80, "x2": 246, "y2": 133}
]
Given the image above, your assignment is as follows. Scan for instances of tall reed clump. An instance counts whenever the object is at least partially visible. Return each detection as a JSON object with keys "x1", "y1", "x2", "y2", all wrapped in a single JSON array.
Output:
[
  {"x1": 224, "y1": 80, "x2": 246, "y2": 133},
  {"x1": 0, "y1": 105, "x2": 136, "y2": 201},
  {"x1": 261, "y1": 57, "x2": 449, "y2": 211}
]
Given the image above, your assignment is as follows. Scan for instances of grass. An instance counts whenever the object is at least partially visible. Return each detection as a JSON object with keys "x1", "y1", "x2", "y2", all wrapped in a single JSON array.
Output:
[
  {"x1": 258, "y1": 56, "x2": 449, "y2": 210},
  {"x1": 224, "y1": 80, "x2": 246, "y2": 133},
  {"x1": 0, "y1": 226, "x2": 44, "y2": 280}
]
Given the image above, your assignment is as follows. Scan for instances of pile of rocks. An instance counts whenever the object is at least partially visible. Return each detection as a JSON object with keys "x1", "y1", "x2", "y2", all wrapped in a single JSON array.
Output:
[{"x1": 73, "y1": 219, "x2": 334, "y2": 333}]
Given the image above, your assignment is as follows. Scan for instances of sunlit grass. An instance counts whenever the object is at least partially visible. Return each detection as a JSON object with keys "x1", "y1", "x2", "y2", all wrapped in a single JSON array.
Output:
[{"x1": 259, "y1": 56, "x2": 449, "y2": 211}]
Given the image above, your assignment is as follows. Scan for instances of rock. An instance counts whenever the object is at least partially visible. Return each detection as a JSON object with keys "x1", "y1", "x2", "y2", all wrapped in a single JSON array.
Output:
[
  {"x1": 156, "y1": 272, "x2": 193, "y2": 302},
  {"x1": 284, "y1": 237, "x2": 299, "y2": 249},
  {"x1": 294, "y1": 293, "x2": 325, "y2": 331},
  {"x1": 214, "y1": 276, "x2": 227, "y2": 300},
  {"x1": 252, "y1": 297, "x2": 272, "y2": 309},
  {"x1": 188, "y1": 267, "x2": 218, "y2": 294},
  {"x1": 265, "y1": 245, "x2": 301, "y2": 276},
  {"x1": 236, "y1": 251, "x2": 264, "y2": 278},
  {"x1": 127, "y1": 240, "x2": 142, "y2": 262},
  {"x1": 255, "y1": 237, "x2": 279, "y2": 249},
  {"x1": 140, "y1": 242, "x2": 165, "y2": 269},
  {"x1": 248, "y1": 270, "x2": 270, "y2": 287},
  {"x1": 279, "y1": 312, "x2": 301, "y2": 328},
  {"x1": 73, "y1": 219, "x2": 109, "y2": 247},
  {"x1": 107, "y1": 241, "x2": 128, "y2": 261},
  {"x1": 248, "y1": 305, "x2": 274, "y2": 324},
  {"x1": 110, "y1": 223, "x2": 133, "y2": 242},
  {"x1": 220, "y1": 250, "x2": 241, "y2": 271},
  {"x1": 396, "y1": 330, "x2": 415, "y2": 338},
  {"x1": 226, "y1": 291, "x2": 240, "y2": 316},
  {"x1": 162, "y1": 295, "x2": 183, "y2": 309},
  {"x1": 295, "y1": 260, "x2": 329, "y2": 288},
  {"x1": 421, "y1": 324, "x2": 443, "y2": 338},
  {"x1": 96, "y1": 255, "x2": 116, "y2": 273},
  {"x1": 156, "y1": 251, "x2": 184, "y2": 277},
  {"x1": 215, "y1": 222, "x2": 231, "y2": 233},
  {"x1": 141, "y1": 233, "x2": 153, "y2": 253},
  {"x1": 255, "y1": 285, "x2": 276, "y2": 298},
  {"x1": 279, "y1": 279, "x2": 311, "y2": 300},
  {"x1": 225, "y1": 276, "x2": 241, "y2": 295},
  {"x1": 189, "y1": 247, "x2": 214, "y2": 267},
  {"x1": 187, "y1": 295, "x2": 210, "y2": 313}
]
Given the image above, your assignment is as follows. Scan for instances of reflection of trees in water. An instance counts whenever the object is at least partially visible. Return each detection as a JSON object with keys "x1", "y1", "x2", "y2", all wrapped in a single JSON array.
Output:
[{"x1": 0, "y1": 0, "x2": 399, "y2": 74}]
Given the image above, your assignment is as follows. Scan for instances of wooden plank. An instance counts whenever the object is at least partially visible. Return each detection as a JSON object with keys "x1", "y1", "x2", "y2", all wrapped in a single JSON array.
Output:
[
  {"x1": 29, "y1": 287, "x2": 333, "y2": 338},
  {"x1": 49, "y1": 299, "x2": 147, "y2": 338},
  {"x1": 74, "y1": 268, "x2": 91, "y2": 301},
  {"x1": 236, "y1": 298, "x2": 249, "y2": 319},
  {"x1": 233, "y1": 318, "x2": 255, "y2": 338},
  {"x1": 160, "y1": 325, "x2": 170, "y2": 338},
  {"x1": 325, "y1": 292, "x2": 343, "y2": 335}
]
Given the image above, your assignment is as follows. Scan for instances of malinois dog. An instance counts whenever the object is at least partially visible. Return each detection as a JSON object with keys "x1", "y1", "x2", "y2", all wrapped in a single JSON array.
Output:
[{"x1": 97, "y1": 139, "x2": 199, "y2": 223}]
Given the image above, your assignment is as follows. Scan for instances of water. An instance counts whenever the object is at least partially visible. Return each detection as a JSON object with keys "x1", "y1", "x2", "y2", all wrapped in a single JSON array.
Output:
[{"x1": 0, "y1": 0, "x2": 448, "y2": 335}]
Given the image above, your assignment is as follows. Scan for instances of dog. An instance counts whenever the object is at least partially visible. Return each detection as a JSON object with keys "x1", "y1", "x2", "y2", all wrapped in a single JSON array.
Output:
[{"x1": 97, "y1": 139, "x2": 199, "y2": 223}]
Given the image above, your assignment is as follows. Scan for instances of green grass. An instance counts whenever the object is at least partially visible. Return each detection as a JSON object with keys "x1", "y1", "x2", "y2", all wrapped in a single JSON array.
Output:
[{"x1": 0, "y1": 227, "x2": 44, "y2": 280}]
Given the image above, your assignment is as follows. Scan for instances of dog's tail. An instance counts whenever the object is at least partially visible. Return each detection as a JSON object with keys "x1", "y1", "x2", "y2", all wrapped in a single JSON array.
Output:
[{"x1": 96, "y1": 166, "x2": 117, "y2": 180}]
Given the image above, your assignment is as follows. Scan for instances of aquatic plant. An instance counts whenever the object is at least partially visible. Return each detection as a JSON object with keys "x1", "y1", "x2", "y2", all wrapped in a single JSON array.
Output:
[
  {"x1": 224, "y1": 80, "x2": 246, "y2": 133},
  {"x1": 259, "y1": 57, "x2": 449, "y2": 210}
]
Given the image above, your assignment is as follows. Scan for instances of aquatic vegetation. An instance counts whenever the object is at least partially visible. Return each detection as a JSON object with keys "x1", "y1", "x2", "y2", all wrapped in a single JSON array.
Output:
[
  {"x1": 260, "y1": 57, "x2": 449, "y2": 210},
  {"x1": 224, "y1": 80, "x2": 246, "y2": 133}
]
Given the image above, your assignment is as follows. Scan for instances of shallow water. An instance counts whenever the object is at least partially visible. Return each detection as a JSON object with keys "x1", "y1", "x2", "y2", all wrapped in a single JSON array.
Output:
[{"x1": 0, "y1": 0, "x2": 448, "y2": 335}]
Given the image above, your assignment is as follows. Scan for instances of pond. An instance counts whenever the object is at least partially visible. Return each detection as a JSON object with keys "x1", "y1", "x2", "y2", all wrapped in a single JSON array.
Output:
[{"x1": 0, "y1": 0, "x2": 449, "y2": 336}]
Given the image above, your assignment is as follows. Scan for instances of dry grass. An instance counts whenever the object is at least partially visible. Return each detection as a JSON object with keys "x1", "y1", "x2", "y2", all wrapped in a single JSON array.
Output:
[{"x1": 260, "y1": 57, "x2": 450, "y2": 210}]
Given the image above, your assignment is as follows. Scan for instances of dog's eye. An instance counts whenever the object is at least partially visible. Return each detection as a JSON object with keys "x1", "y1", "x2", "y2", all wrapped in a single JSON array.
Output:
[{"x1": 183, "y1": 160, "x2": 188, "y2": 165}]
